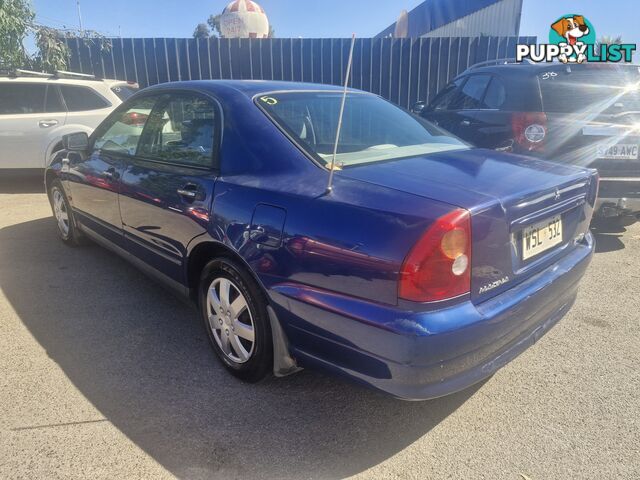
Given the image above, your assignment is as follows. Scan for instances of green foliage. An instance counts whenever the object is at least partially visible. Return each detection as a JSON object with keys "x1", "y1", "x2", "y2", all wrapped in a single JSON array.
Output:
[
  {"x1": 193, "y1": 23, "x2": 210, "y2": 39},
  {"x1": 598, "y1": 35, "x2": 623, "y2": 45},
  {"x1": 207, "y1": 14, "x2": 222, "y2": 38},
  {"x1": 0, "y1": 0, "x2": 35, "y2": 69},
  {"x1": 0, "y1": 0, "x2": 111, "y2": 73}
]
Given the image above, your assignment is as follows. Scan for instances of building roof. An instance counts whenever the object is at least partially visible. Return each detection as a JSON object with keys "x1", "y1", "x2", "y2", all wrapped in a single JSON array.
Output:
[{"x1": 377, "y1": 0, "x2": 505, "y2": 38}]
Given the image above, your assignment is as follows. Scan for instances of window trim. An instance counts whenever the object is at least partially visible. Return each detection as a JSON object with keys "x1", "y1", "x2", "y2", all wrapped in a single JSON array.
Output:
[
  {"x1": 0, "y1": 82, "x2": 48, "y2": 115},
  {"x1": 480, "y1": 76, "x2": 508, "y2": 111},
  {"x1": 89, "y1": 88, "x2": 223, "y2": 173},
  {"x1": 58, "y1": 84, "x2": 112, "y2": 112},
  {"x1": 456, "y1": 74, "x2": 494, "y2": 111},
  {"x1": 252, "y1": 89, "x2": 466, "y2": 170},
  {"x1": 44, "y1": 85, "x2": 66, "y2": 114},
  {"x1": 426, "y1": 77, "x2": 467, "y2": 113},
  {"x1": 133, "y1": 91, "x2": 222, "y2": 171},
  {"x1": 88, "y1": 94, "x2": 159, "y2": 160}
]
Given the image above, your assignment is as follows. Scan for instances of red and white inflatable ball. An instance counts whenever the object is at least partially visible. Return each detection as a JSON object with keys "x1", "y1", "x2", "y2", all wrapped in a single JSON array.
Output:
[{"x1": 220, "y1": 0, "x2": 270, "y2": 38}]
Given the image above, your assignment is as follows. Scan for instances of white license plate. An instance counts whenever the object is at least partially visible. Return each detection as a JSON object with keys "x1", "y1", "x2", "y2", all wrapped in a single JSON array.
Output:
[
  {"x1": 596, "y1": 144, "x2": 639, "y2": 160},
  {"x1": 522, "y1": 215, "x2": 563, "y2": 260}
]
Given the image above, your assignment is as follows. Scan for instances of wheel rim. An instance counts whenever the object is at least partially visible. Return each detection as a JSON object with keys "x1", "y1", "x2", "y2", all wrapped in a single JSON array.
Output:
[
  {"x1": 52, "y1": 189, "x2": 70, "y2": 237},
  {"x1": 206, "y1": 277, "x2": 255, "y2": 364}
]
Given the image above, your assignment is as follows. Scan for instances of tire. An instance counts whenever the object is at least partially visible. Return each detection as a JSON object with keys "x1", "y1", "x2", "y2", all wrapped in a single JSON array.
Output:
[
  {"x1": 199, "y1": 257, "x2": 273, "y2": 382},
  {"x1": 48, "y1": 179, "x2": 87, "y2": 246}
]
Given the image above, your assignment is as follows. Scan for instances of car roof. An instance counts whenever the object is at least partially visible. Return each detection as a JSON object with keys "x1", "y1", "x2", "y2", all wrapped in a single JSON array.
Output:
[
  {"x1": 0, "y1": 76, "x2": 132, "y2": 87},
  {"x1": 143, "y1": 80, "x2": 365, "y2": 99},
  {"x1": 459, "y1": 62, "x2": 640, "y2": 78}
]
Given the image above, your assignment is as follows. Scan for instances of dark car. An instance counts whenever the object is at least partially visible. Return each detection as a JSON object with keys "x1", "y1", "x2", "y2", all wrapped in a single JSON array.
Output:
[
  {"x1": 45, "y1": 80, "x2": 597, "y2": 400},
  {"x1": 414, "y1": 61, "x2": 640, "y2": 223}
]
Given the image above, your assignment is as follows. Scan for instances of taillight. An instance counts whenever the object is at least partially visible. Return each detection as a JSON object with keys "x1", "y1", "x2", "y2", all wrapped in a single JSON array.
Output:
[
  {"x1": 512, "y1": 112, "x2": 547, "y2": 152},
  {"x1": 399, "y1": 208, "x2": 471, "y2": 303}
]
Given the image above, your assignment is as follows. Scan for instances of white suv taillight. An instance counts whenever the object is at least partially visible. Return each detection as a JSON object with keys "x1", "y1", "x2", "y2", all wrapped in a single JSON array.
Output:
[{"x1": 512, "y1": 112, "x2": 547, "y2": 152}]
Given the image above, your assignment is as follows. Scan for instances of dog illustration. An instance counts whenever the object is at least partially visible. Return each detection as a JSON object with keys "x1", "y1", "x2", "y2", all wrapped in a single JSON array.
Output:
[{"x1": 551, "y1": 15, "x2": 589, "y2": 63}]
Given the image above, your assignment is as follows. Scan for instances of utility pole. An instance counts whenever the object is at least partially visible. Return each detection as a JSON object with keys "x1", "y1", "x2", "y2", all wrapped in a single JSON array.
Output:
[{"x1": 76, "y1": 0, "x2": 84, "y2": 34}]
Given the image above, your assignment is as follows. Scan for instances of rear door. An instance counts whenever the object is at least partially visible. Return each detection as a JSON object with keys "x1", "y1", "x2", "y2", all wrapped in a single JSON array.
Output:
[
  {"x1": 67, "y1": 96, "x2": 156, "y2": 246},
  {"x1": 118, "y1": 92, "x2": 220, "y2": 283},
  {"x1": 449, "y1": 74, "x2": 493, "y2": 145},
  {"x1": 59, "y1": 84, "x2": 115, "y2": 131},
  {"x1": 421, "y1": 78, "x2": 466, "y2": 133},
  {"x1": 454, "y1": 74, "x2": 515, "y2": 149},
  {"x1": 0, "y1": 82, "x2": 67, "y2": 169}
]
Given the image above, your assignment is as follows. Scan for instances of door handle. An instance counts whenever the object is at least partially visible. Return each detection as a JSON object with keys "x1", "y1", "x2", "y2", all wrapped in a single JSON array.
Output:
[
  {"x1": 460, "y1": 120, "x2": 471, "y2": 126},
  {"x1": 177, "y1": 184, "x2": 198, "y2": 201},
  {"x1": 102, "y1": 168, "x2": 117, "y2": 181},
  {"x1": 39, "y1": 119, "x2": 59, "y2": 128}
]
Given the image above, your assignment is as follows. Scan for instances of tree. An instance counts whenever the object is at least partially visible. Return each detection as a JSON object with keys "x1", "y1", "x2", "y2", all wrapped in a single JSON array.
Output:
[
  {"x1": 598, "y1": 35, "x2": 623, "y2": 45},
  {"x1": 0, "y1": 0, "x2": 110, "y2": 72},
  {"x1": 0, "y1": 0, "x2": 35, "y2": 69},
  {"x1": 193, "y1": 23, "x2": 210, "y2": 39},
  {"x1": 207, "y1": 14, "x2": 222, "y2": 37},
  {"x1": 597, "y1": 35, "x2": 624, "y2": 56}
]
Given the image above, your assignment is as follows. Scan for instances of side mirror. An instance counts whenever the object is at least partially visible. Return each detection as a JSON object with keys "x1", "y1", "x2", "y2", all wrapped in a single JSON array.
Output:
[
  {"x1": 412, "y1": 101, "x2": 427, "y2": 115},
  {"x1": 62, "y1": 132, "x2": 90, "y2": 152}
]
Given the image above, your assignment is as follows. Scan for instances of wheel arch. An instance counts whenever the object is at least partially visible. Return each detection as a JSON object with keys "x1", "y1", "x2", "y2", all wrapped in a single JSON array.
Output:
[
  {"x1": 186, "y1": 240, "x2": 267, "y2": 303},
  {"x1": 187, "y1": 239, "x2": 301, "y2": 376}
]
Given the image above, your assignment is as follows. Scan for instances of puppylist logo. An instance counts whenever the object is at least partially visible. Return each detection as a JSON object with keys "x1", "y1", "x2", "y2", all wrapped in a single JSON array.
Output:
[{"x1": 517, "y1": 14, "x2": 636, "y2": 64}]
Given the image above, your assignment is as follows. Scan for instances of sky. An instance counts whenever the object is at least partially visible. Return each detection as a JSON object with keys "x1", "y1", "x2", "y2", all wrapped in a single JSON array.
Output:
[{"x1": 28, "y1": 0, "x2": 638, "y2": 45}]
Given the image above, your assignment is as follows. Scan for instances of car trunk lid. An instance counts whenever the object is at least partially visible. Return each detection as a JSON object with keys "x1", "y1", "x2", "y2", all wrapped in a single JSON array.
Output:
[{"x1": 340, "y1": 148, "x2": 598, "y2": 303}]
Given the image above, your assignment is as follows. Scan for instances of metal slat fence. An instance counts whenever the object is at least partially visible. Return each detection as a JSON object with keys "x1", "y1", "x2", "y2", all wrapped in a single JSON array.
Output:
[{"x1": 65, "y1": 36, "x2": 536, "y2": 108}]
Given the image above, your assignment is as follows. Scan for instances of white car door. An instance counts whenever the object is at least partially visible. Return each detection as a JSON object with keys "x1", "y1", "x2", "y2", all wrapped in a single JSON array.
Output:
[{"x1": 0, "y1": 82, "x2": 67, "y2": 170}]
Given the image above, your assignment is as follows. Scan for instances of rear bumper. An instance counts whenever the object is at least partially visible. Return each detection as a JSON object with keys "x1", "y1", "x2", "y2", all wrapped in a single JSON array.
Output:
[
  {"x1": 270, "y1": 234, "x2": 594, "y2": 400},
  {"x1": 594, "y1": 178, "x2": 640, "y2": 216}
]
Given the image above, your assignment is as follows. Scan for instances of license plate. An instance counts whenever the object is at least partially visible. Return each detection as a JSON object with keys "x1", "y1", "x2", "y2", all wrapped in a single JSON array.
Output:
[
  {"x1": 522, "y1": 215, "x2": 563, "y2": 260},
  {"x1": 596, "y1": 143, "x2": 639, "y2": 160}
]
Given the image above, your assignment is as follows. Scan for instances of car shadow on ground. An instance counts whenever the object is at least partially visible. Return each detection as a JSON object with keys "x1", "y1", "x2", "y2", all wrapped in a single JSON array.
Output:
[
  {"x1": 591, "y1": 220, "x2": 630, "y2": 254},
  {"x1": 0, "y1": 217, "x2": 480, "y2": 480}
]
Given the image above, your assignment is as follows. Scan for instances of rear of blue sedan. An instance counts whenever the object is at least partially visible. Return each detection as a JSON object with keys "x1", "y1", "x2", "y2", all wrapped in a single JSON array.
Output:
[
  {"x1": 46, "y1": 81, "x2": 597, "y2": 400},
  {"x1": 251, "y1": 86, "x2": 597, "y2": 400}
]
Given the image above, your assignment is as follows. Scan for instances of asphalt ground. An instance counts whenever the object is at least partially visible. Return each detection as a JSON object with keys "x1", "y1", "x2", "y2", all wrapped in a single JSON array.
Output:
[{"x1": 1, "y1": 177, "x2": 638, "y2": 479}]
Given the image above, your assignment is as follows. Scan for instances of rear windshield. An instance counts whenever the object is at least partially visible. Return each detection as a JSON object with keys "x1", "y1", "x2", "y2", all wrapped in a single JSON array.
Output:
[
  {"x1": 539, "y1": 66, "x2": 640, "y2": 113},
  {"x1": 256, "y1": 92, "x2": 467, "y2": 167},
  {"x1": 111, "y1": 84, "x2": 139, "y2": 101}
]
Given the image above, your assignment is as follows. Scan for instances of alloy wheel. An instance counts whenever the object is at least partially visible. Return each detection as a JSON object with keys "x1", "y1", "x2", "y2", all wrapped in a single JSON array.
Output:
[
  {"x1": 206, "y1": 277, "x2": 256, "y2": 364},
  {"x1": 52, "y1": 189, "x2": 70, "y2": 237}
]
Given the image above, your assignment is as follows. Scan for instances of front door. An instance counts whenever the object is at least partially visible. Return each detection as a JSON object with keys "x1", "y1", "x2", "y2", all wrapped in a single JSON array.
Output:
[
  {"x1": 0, "y1": 83, "x2": 67, "y2": 169},
  {"x1": 118, "y1": 92, "x2": 220, "y2": 283},
  {"x1": 67, "y1": 96, "x2": 156, "y2": 245}
]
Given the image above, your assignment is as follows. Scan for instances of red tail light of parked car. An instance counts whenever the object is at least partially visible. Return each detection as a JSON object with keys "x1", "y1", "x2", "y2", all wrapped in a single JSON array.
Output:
[
  {"x1": 512, "y1": 112, "x2": 547, "y2": 152},
  {"x1": 399, "y1": 208, "x2": 471, "y2": 302}
]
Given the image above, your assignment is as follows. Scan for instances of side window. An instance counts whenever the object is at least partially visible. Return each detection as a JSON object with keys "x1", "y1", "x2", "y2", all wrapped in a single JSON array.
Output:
[
  {"x1": 45, "y1": 86, "x2": 65, "y2": 113},
  {"x1": 458, "y1": 74, "x2": 491, "y2": 110},
  {"x1": 93, "y1": 97, "x2": 156, "y2": 155},
  {"x1": 484, "y1": 77, "x2": 507, "y2": 109},
  {"x1": 0, "y1": 84, "x2": 46, "y2": 114},
  {"x1": 428, "y1": 78, "x2": 465, "y2": 112},
  {"x1": 137, "y1": 94, "x2": 218, "y2": 168},
  {"x1": 60, "y1": 85, "x2": 110, "y2": 111}
]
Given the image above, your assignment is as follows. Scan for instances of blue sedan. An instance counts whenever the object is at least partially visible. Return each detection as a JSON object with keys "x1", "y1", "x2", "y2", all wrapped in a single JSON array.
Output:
[{"x1": 45, "y1": 81, "x2": 597, "y2": 400}]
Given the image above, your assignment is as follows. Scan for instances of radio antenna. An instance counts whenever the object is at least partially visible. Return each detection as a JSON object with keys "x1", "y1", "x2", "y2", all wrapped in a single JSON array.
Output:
[{"x1": 326, "y1": 33, "x2": 356, "y2": 194}]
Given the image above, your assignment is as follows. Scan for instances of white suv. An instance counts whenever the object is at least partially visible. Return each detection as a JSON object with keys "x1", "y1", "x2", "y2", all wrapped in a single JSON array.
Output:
[{"x1": 0, "y1": 70, "x2": 138, "y2": 173}]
